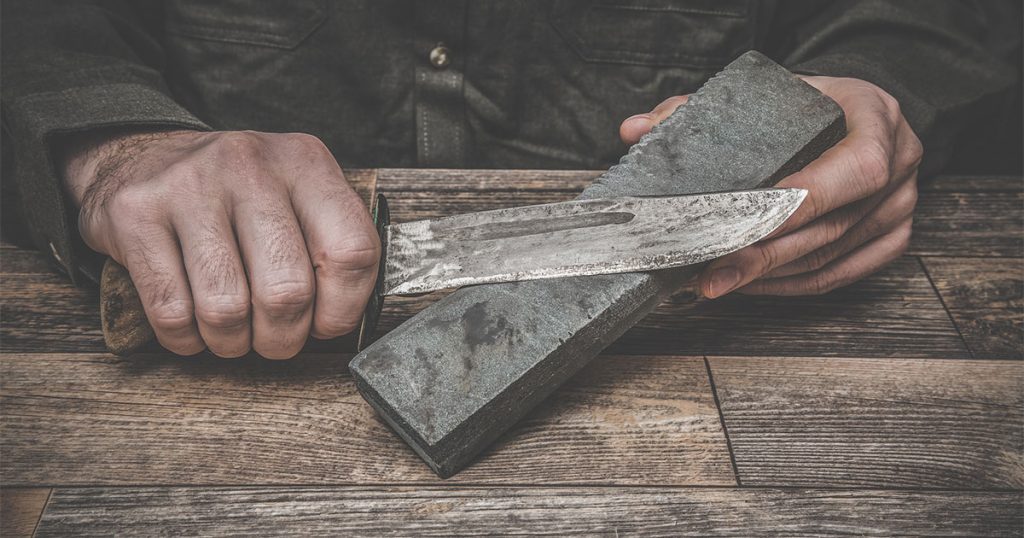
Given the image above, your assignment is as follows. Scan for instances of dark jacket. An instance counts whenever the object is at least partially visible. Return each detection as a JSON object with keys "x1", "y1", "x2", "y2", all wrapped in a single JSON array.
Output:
[{"x1": 2, "y1": 0, "x2": 1020, "y2": 282}]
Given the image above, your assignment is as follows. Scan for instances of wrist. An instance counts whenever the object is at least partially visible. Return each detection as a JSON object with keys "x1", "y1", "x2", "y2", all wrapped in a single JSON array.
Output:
[{"x1": 57, "y1": 127, "x2": 192, "y2": 208}]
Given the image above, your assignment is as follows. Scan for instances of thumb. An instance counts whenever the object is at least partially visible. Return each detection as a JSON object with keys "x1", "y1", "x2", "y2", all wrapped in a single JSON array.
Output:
[{"x1": 619, "y1": 95, "x2": 690, "y2": 145}]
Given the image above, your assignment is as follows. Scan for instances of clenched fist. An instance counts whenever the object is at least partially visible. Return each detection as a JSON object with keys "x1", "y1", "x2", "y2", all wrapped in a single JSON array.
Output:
[
  {"x1": 621, "y1": 76, "x2": 922, "y2": 297},
  {"x1": 60, "y1": 130, "x2": 380, "y2": 359}
]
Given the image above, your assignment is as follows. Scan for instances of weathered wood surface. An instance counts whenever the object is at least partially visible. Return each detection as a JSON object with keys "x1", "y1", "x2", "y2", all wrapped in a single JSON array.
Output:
[
  {"x1": 0, "y1": 353, "x2": 732, "y2": 486},
  {"x1": 2, "y1": 171, "x2": 1022, "y2": 534},
  {"x1": 34, "y1": 487, "x2": 1024, "y2": 537},
  {"x1": 912, "y1": 175, "x2": 1023, "y2": 258},
  {"x1": 1, "y1": 255, "x2": 104, "y2": 353},
  {"x1": 710, "y1": 356, "x2": 1024, "y2": 488},
  {"x1": 1, "y1": 488, "x2": 50, "y2": 538},
  {"x1": 923, "y1": 257, "x2": 1023, "y2": 359}
]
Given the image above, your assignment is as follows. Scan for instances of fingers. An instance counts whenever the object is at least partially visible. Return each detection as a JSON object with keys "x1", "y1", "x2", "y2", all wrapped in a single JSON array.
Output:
[
  {"x1": 699, "y1": 187, "x2": 886, "y2": 298},
  {"x1": 768, "y1": 86, "x2": 901, "y2": 237},
  {"x1": 765, "y1": 174, "x2": 917, "y2": 279},
  {"x1": 737, "y1": 219, "x2": 912, "y2": 296},
  {"x1": 287, "y1": 142, "x2": 379, "y2": 339},
  {"x1": 234, "y1": 186, "x2": 316, "y2": 360},
  {"x1": 173, "y1": 207, "x2": 251, "y2": 358},
  {"x1": 116, "y1": 224, "x2": 205, "y2": 356},
  {"x1": 619, "y1": 95, "x2": 690, "y2": 145}
]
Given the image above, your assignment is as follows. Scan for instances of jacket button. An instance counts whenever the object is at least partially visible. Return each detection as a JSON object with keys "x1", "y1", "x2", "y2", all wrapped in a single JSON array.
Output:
[{"x1": 429, "y1": 44, "x2": 450, "y2": 69}]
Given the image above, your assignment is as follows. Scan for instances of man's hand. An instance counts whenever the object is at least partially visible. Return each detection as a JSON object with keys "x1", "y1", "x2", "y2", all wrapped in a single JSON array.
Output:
[
  {"x1": 60, "y1": 130, "x2": 380, "y2": 359},
  {"x1": 620, "y1": 76, "x2": 922, "y2": 297}
]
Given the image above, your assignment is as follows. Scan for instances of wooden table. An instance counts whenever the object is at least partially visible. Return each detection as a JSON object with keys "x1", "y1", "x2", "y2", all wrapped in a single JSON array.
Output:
[{"x1": 2, "y1": 170, "x2": 1021, "y2": 536}]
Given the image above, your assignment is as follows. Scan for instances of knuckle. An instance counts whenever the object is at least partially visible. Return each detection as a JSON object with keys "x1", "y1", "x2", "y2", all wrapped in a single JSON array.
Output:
[
  {"x1": 148, "y1": 299, "x2": 195, "y2": 333},
  {"x1": 256, "y1": 280, "x2": 315, "y2": 318},
  {"x1": 317, "y1": 314, "x2": 361, "y2": 337},
  {"x1": 896, "y1": 181, "x2": 919, "y2": 217},
  {"x1": 901, "y1": 135, "x2": 924, "y2": 171},
  {"x1": 854, "y1": 140, "x2": 893, "y2": 192},
  {"x1": 212, "y1": 131, "x2": 265, "y2": 164},
  {"x1": 313, "y1": 237, "x2": 381, "y2": 275},
  {"x1": 805, "y1": 246, "x2": 835, "y2": 273},
  {"x1": 196, "y1": 295, "x2": 251, "y2": 329},
  {"x1": 894, "y1": 221, "x2": 913, "y2": 253},
  {"x1": 880, "y1": 91, "x2": 901, "y2": 118},
  {"x1": 809, "y1": 271, "x2": 838, "y2": 295},
  {"x1": 286, "y1": 132, "x2": 332, "y2": 157},
  {"x1": 823, "y1": 216, "x2": 849, "y2": 244},
  {"x1": 755, "y1": 244, "x2": 780, "y2": 272}
]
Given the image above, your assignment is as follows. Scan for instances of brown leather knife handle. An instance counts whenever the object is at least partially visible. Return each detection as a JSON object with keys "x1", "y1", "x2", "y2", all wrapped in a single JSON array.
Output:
[
  {"x1": 100, "y1": 258, "x2": 155, "y2": 355},
  {"x1": 100, "y1": 194, "x2": 390, "y2": 356}
]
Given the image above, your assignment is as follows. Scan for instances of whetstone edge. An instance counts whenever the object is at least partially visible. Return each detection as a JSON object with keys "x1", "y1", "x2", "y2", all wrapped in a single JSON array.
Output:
[{"x1": 349, "y1": 51, "x2": 846, "y2": 477}]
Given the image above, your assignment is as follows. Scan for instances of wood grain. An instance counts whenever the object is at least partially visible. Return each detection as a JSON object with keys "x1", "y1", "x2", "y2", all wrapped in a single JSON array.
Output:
[
  {"x1": 911, "y1": 189, "x2": 1023, "y2": 258},
  {"x1": 1, "y1": 267, "x2": 104, "y2": 353},
  {"x1": 0, "y1": 353, "x2": 733, "y2": 486},
  {"x1": 919, "y1": 175, "x2": 1021, "y2": 192},
  {"x1": 709, "y1": 356, "x2": 1024, "y2": 488},
  {"x1": 923, "y1": 257, "x2": 1023, "y2": 359},
  {"x1": 35, "y1": 487, "x2": 1024, "y2": 537},
  {"x1": 1, "y1": 488, "x2": 50, "y2": 538}
]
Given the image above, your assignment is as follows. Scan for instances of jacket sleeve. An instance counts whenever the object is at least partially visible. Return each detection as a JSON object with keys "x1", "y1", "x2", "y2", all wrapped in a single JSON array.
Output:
[
  {"x1": 1, "y1": 0, "x2": 210, "y2": 283},
  {"x1": 770, "y1": 0, "x2": 1020, "y2": 176}
]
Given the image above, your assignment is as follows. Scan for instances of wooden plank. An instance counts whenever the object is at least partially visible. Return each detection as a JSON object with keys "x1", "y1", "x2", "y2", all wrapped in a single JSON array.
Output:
[
  {"x1": 35, "y1": 487, "x2": 1024, "y2": 537},
  {"x1": 709, "y1": 356, "x2": 1024, "y2": 488},
  {"x1": 0, "y1": 262, "x2": 967, "y2": 359},
  {"x1": 1, "y1": 271, "x2": 104, "y2": 353},
  {"x1": 376, "y1": 168, "x2": 599, "y2": 193},
  {"x1": 1, "y1": 488, "x2": 50, "y2": 538},
  {"x1": 369, "y1": 257, "x2": 970, "y2": 358},
  {"x1": 2, "y1": 258, "x2": 966, "y2": 359},
  {"x1": 0, "y1": 249, "x2": 56, "y2": 274},
  {"x1": 919, "y1": 175, "x2": 1021, "y2": 192},
  {"x1": 911, "y1": 189, "x2": 1023, "y2": 258},
  {"x1": 0, "y1": 353, "x2": 733, "y2": 486},
  {"x1": 923, "y1": 257, "x2": 1023, "y2": 359}
]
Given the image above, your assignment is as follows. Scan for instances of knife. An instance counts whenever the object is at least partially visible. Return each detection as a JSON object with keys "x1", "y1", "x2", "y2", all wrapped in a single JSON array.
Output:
[{"x1": 100, "y1": 187, "x2": 806, "y2": 354}]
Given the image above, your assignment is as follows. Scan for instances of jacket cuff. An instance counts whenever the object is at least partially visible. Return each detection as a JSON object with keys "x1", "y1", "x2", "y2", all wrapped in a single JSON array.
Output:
[{"x1": 3, "y1": 83, "x2": 210, "y2": 284}]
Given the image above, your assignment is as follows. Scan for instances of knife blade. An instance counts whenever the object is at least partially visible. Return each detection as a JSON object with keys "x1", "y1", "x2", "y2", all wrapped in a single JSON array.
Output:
[
  {"x1": 354, "y1": 187, "x2": 805, "y2": 348},
  {"x1": 376, "y1": 188, "x2": 806, "y2": 295}
]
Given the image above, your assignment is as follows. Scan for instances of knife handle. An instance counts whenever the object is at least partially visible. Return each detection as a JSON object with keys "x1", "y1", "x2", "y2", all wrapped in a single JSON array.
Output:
[
  {"x1": 357, "y1": 192, "x2": 390, "y2": 351},
  {"x1": 99, "y1": 193, "x2": 391, "y2": 356}
]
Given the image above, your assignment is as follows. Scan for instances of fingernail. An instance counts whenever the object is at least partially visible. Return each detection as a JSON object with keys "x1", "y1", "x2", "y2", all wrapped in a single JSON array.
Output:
[
  {"x1": 624, "y1": 113, "x2": 651, "y2": 124},
  {"x1": 707, "y1": 266, "x2": 741, "y2": 298}
]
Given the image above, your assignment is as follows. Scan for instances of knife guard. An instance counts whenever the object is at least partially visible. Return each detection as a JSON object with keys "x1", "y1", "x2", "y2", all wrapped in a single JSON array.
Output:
[{"x1": 357, "y1": 193, "x2": 390, "y2": 351}]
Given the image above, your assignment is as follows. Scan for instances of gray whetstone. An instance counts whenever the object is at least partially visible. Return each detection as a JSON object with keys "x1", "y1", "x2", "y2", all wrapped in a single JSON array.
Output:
[{"x1": 349, "y1": 51, "x2": 846, "y2": 478}]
